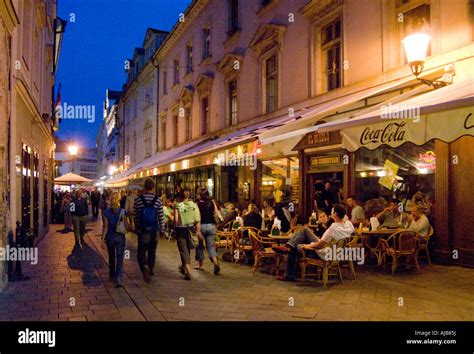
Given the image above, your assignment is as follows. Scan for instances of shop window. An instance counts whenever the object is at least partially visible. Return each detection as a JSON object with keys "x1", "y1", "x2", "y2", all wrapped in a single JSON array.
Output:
[
  {"x1": 261, "y1": 157, "x2": 299, "y2": 208},
  {"x1": 354, "y1": 141, "x2": 435, "y2": 222},
  {"x1": 321, "y1": 18, "x2": 342, "y2": 92}
]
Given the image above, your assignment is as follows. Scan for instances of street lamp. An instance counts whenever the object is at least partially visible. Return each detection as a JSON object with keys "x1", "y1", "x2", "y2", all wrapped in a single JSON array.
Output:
[
  {"x1": 108, "y1": 165, "x2": 117, "y2": 176},
  {"x1": 68, "y1": 145, "x2": 78, "y2": 173},
  {"x1": 402, "y1": 32, "x2": 453, "y2": 88}
]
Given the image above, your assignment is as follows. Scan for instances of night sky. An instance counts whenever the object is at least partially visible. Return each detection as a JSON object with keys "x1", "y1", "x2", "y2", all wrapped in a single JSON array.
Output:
[{"x1": 56, "y1": 0, "x2": 192, "y2": 148}]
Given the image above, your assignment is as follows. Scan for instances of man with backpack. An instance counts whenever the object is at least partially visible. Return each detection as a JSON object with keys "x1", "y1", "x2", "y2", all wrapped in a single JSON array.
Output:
[{"x1": 133, "y1": 179, "x2": 165, "y2": 283}]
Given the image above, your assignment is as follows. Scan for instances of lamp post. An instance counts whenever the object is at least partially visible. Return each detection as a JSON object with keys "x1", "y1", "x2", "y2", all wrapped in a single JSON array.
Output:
[{"x1": 68, "y1": 145, "x2": 78, "y2": 173}]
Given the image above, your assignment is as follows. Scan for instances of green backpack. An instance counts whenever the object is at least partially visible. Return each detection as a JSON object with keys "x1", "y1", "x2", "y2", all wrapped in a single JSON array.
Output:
[{"x1": 177, "y1": 201, "x2": 200, "y2": 225}]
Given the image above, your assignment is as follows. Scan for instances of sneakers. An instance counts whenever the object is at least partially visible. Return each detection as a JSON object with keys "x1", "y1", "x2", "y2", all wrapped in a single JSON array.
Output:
[
  {"x1": 178, "y1": 265, "x2": 186, "y2": 275},
  {"x1": 214, "y1": 263, "x2": 221, "y2": 275},
  {"x1": 273, "y1": 245, "x2": 290, "y2": 254},
  {"x1": 143, "y1": 266, "x2": 151, "y2": 283},
  {"x1": 116, "y1": 278, "x2": 124, "y2": 288}
]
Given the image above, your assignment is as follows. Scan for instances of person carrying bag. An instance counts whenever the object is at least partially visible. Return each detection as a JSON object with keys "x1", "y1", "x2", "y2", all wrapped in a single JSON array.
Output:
[{"x1": 173, "y1": 190, "x2": 201, "y2": 280}]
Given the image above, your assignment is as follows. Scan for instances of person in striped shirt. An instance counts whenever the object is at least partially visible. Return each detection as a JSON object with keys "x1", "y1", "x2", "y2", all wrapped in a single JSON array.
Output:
[{"x1": 133, "y1": 179, "x2": 165, "y2": 283}]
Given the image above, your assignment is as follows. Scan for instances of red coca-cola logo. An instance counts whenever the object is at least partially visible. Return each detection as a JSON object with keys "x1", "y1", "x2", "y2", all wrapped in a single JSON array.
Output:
[{"x1": 360, "y1": 122, "x2": 407, "y2": 145}]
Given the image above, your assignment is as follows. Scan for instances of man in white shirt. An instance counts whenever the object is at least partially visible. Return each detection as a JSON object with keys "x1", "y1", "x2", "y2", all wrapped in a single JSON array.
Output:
[
  {"x1": 346, "y1": 195, "x2": 366, "y2": 226},
  {"x1": 275, "y1": 204, "x2": 354, "y2": 281}
]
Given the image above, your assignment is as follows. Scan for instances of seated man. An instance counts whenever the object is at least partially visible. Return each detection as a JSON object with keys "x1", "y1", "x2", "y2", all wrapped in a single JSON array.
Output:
[
  {"x1": 407, "y1": 205, "x2": 430, "y2": 236},
  {"x1": 346, "y1": 195, "x2": 366, "y2": 226},
  {"x1": 274, "y1": 204, "x2": 354, "y2": 281},
  {"x1": 375, "y1": 200, "x2": 405, "y2": 229}
]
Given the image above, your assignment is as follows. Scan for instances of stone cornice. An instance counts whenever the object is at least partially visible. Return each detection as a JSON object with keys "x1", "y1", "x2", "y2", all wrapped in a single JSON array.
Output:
[
  {"x1": 154, "y1": 0, "x2": 209, "y2": 62},
  {"x1": 300, "y1": 0, "x2": 343, "y2": 22},
  {"x1": 248, "y1": 23, "x2": 286, "y2": 57}
]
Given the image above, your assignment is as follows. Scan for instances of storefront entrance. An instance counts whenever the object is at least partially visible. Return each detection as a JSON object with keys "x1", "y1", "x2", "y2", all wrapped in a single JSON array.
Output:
[{"x1": 308, "y1": 171, "x2": 343, "y2": 214}]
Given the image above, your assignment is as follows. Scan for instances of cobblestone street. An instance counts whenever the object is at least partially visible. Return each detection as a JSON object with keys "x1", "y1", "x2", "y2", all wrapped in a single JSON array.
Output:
[{"x1": 0, "y1": 219, "x2": 472, "y2": 322}]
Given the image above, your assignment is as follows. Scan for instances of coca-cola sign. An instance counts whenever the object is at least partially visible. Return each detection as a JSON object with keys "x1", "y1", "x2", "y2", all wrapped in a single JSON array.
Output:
[{"x1": 360, "y1": 122, "x2": 407, "y2": 146}]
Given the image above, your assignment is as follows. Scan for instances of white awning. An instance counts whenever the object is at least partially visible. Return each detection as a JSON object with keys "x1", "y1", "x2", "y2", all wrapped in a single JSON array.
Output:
[
  {"x1": 314, "y1": 79, "x2": 474, "y2": 151},
  {"x1": 259, "y1": 75, "x2": 418, "y2": 145}
]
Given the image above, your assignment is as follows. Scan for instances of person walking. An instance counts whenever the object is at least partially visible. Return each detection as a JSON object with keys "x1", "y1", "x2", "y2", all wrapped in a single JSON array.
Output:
[
  {"x1": 71, "y1": 189, "x2": 89, "y2": 246},
  {"x1": 91, "y1": 188, "x2": 101, "y2": 219},
  {"x1": 61, "y1": 192, "x2": 73, "y2": 233},
  {"x1": 174, "y1": 189, "x2": 201, "y2": 280},
  {"x1": 195, "y1": 189, "x2": 220, "y2": 275},
  {"x1": 102, "y1": 192, "x2": 129, "y2": 287},
  {"x1": 133, "y1": 179, "x2": 165, "y2": 283}
]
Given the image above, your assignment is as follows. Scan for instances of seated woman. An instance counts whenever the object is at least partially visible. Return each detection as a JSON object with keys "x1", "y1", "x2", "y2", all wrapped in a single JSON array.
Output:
[
  {"x1": 273, "y1": 204, "x2": 354, "y2": 281},
  {"x1": 243, "y1": 204, "x2": 263, "y2": 230}
]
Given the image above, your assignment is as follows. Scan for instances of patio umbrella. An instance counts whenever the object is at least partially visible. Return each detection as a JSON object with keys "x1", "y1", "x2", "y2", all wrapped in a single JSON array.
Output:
[{"x1": 54, "y1": 173, "x2": 92, "y2": 184}]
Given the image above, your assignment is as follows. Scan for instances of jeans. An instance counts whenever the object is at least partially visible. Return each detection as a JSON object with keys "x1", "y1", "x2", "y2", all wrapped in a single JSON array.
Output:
[
  {"x1": 137, "y1": 231, "x2": 159, "y2": 273},
  {"x1": 285, "y1": 227, "x2": 320, "y2": 279},
  {"x1": 175, "y1": 227, "x2": 191, "y2": 266},
  {"x1": 106, "y1": 233, "x2": 126, "y2": 282},
  {"x1": 72, "y1": 215, "x2": 88, "y2": 242},
  {"x1": 195, "y1": 224, "x2": 217, "y2": 262},
  {"x1": 64, "y1": 211, "x2": 72, "y2": 229}
]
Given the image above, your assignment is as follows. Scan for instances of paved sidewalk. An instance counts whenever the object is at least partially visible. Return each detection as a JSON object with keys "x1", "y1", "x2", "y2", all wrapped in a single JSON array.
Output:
[{"x1": 0, "y1": 218, "x2": 472, "y2": 321}]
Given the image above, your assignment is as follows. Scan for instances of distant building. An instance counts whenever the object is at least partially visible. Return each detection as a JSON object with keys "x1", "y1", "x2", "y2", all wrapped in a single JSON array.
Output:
[
  {"x1": 97, "y1": 89, "x2": 121, "y2": 178},
  {"x1": 116, "y1": 28, "x2": 168, "y2": 171},
  {"x1": 55, "y1": 138, "x2": 98, "y2": 180}
]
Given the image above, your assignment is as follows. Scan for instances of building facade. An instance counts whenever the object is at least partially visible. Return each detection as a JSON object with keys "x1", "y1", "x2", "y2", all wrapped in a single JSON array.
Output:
[
  {"x1": 96, "y1": 89, "x2": 121, "y2": 179},
  {"x1": 115, "y1": 28, "x2": 168, "y2": 175},
  {"x1": 0, "y1": 0, "x2": 61, "y2": 290},
  {"x1": 107, "y1": 0, "x2": 473, "y2": 266}
]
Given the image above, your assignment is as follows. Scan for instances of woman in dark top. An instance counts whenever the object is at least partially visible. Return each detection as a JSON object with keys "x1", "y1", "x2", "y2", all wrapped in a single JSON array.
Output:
[
  {"x1": 243, "y1": 204, "x2": 263, "y2": 230},
  {"x1": 195, "y1": 189, "x2": 220, "y2": 275},
  {"x1": 273, "y1": 203, "x2": 291, "y2": 233},
  {"x1": 102, "y1": 192, "x2": 128, "y2": 287}
]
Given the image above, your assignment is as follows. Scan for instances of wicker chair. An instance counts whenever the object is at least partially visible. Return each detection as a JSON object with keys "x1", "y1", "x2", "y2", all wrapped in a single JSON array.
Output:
[
  {"x1": 380, "y1": 230, "x2": 420, "y2": 275},
  {"x1": 340, "y1": 234, "x2": 364, "y2": 279},
  {"x1": 232, "y1": 227, "x2": 259, "y2": 264},
  {"x1": 215, "y1": 230, "x2": 234, "y2": 252},
  {"x1": 299, "y1": 238, "x2": 346, "y2": 288},
  {"x1": 248, "y1": 229, "x2": 280, "y2": 275},
  {"x1": 416, "y1": 226, "x2": 434, "y2": 264}
]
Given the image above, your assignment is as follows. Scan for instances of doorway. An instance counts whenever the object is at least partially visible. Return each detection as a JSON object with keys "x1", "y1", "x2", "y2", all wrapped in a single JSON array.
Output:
[{"x1": 308, "y1": 171, "x2": 344, "y2": 215}]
